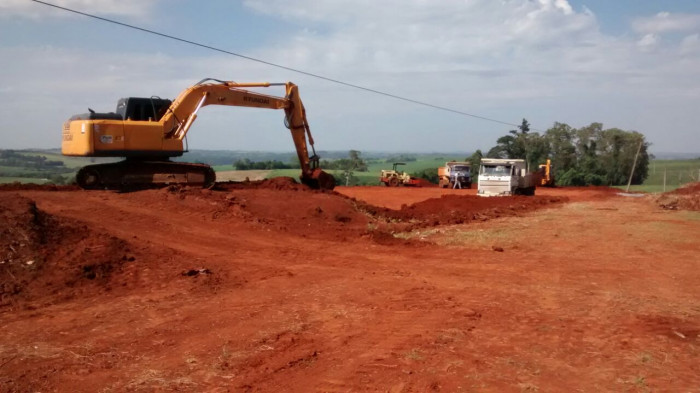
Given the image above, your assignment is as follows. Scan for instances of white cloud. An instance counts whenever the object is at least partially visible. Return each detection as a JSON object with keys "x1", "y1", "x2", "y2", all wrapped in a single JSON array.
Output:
[
  {"x1": 0, "y1": 0, "x2": 158, "y2": 19},
  {"x1": 680, "y1": 33, "x2": 700, "y2": 55},
  {"x1": 637, "y1": 33, "x2": 660, "y2": 52},
  {"x1": 632, "y1": 12, "x2": 700, "y2": 34},
  {"x1": 1, "y1": 0, "x2": 699, "y2": 153},
  {"x1": 244, "y1": 0, "x2": 601, "y2": 78}
]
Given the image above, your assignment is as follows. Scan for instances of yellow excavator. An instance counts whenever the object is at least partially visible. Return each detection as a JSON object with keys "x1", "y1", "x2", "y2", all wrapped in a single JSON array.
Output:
[
  {"x1": 61, "y1": 79, "x2": 335, "y2": 190},
  {"x1": 537, "y1": 159, "x2": 555, "y2": 187}
]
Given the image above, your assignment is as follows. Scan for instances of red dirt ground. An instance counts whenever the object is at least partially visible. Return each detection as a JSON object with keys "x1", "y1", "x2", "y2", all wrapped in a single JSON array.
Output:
[
  {"x1": 1, "y1": 181, "x2": 699, "y2": 392},
  {"x1": 654, "y1": 182, "x2": 700, "y2": 211}
]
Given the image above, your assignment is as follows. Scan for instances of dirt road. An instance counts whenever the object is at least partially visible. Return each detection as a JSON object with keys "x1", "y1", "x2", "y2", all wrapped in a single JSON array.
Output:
[{"x1": 1, "y1": 182, "x2": 699, "y2": 392}]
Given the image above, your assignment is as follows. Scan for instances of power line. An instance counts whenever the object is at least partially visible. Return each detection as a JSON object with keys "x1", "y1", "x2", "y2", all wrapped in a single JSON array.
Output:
[{"x1": 31, "y1": 0, "x2": 527, "y2": 130}]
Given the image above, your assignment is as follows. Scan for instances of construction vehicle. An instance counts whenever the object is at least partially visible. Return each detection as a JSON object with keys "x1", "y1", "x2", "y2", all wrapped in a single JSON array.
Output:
[
  {"x1": 437, "y1": 161, "x2": 471, "y2": 189},
  {"x1": 477, "y1": 158, "x2": 535, "y2": 196},
  {"x1": 61, "y1": 79, "x2": 335, "y2": 190},
  {"x1": 536, "y1": 159, "x2": 555, "y2": 187},
  {"x1": 379, "y1": 163, "x2": 421, "y2": 187}
]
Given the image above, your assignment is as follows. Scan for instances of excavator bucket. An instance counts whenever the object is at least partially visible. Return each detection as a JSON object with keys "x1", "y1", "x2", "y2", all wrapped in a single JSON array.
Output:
[{"x1": 301, "y1": 169, "x2": 336, "y2": 190}]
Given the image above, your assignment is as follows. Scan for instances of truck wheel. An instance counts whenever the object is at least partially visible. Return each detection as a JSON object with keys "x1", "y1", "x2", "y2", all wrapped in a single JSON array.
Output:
[{"x1": 388, "y1": 177, "x2": 400, "y2": 187}]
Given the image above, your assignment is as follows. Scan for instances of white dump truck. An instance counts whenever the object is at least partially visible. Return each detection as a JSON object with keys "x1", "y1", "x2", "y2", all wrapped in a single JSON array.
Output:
[{"x1": 477, "y1": 158, "x2": 535, "y2": 196}]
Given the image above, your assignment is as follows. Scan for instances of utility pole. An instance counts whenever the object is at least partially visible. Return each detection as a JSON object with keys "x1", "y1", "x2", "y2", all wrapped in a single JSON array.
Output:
[
  {"x1": 625, "y1": 140, "x2": 643, "y2": 192},
  {"x1": 663, "y1": 168, "x2": 667, "y2": 192}
]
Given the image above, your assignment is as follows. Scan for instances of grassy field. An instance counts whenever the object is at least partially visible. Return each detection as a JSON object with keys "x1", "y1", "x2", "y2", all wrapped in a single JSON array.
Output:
[
  {"x1": 237, "y1": 157, "x2": 700, "y2": 190},
  {"x1": 268, "y1": 155, "x2": 457, "y2": 186},
  {"x1": 619, "y1": 159, "x2": 700, "y2": 193},
  {"x1": 0, "y1": 176, "x2": 49, "y2": 184},
  {"x1": 210, "y1": 164, "x2": 236, "y2": 172},
  {"x1": 18, "y1": 151, "x2": 104, "y2": 169},
  {"x1": 1, "y1": 149, "x2": 697, "y2": 191}
]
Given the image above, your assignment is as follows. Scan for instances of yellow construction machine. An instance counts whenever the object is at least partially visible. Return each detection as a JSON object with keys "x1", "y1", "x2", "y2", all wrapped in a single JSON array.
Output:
[
  {"x1": 537, "y1": 159, "x2": 555, "y2": 187},
  {"x1": 61, "y1": 79, "x2": 335, "y2": 190}
]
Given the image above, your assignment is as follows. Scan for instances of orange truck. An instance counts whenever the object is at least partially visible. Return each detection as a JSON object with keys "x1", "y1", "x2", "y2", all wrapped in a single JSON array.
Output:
[{"x1": 437, "y1": 161, "x2": 472, "y2": 189}]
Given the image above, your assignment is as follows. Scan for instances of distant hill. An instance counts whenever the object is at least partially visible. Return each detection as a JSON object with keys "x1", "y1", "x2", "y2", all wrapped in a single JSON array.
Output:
[{"x1": 650, "y1": 152, "x2": 700, "y2": 160}]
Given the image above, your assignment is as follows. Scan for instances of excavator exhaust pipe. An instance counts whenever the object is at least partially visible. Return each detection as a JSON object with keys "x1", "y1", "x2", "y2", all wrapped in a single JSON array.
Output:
[{"x1": 301, "y1": 169, "x2": 336, "y2": 190}]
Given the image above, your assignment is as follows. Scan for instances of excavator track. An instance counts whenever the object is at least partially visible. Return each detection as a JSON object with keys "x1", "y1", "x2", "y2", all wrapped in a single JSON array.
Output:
[{"x1": 76, "y1": 160, "x2": 216, "y2": 190}]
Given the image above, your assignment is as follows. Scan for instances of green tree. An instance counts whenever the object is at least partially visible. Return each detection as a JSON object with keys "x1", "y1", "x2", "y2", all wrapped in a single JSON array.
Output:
[
  {"x1": 487, "y1": 118, "x2": 546, "y2": 170},
  {"x1": 333, "y1": 150, "x2": 368, "y2": 186},
  {"x1": 468, "y1": 149, "x2": 484, "y2": 170},
  {"x1": 487, "y1": 120, "x2": 650, "y2": 186},
  {"x1": 544, "y1": 122, "x2": 577, "y2": 178},
  {"x1": 348, "y1": 150, "x2": 368, "y2": 172},
  {"x1": 524, "y1": 133, "x2": 549, "y2": 172},
  {"x1": 411, "y1": 168, "x2": 439, "y2": 184},
  {"x1": 597, "y1": 129, "x2": 648, "y2": 185}
]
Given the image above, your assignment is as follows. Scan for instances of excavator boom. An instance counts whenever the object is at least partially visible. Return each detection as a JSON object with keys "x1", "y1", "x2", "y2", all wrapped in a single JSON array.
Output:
[{"x1": 62, "y1": 79, "x2": 335, "y2": 190}]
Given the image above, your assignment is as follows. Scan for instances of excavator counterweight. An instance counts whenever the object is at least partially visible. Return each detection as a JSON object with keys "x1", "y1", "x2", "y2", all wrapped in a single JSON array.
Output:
[{"x1": 62, "y1": 79, "x2": 335, "y2": 190}]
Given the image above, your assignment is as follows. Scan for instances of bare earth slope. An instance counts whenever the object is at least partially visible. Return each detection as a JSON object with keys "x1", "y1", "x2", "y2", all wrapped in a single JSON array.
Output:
[{"x1": 1, "y1": 182, "x2": 699, "y2": 392}]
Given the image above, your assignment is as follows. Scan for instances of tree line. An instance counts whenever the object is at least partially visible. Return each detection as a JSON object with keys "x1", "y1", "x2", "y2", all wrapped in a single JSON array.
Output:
[
  {"x1": 233, "y1": 158, "x2": 299, "y2": 170},
  {"x1": 474, "y1": 119, "x2": 650, "y2": 186},
  {"x1": 0, "y1": 150, "x2": 67, "y2": 168}
]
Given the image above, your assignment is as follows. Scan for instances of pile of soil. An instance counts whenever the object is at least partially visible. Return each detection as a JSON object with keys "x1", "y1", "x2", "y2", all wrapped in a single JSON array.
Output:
[
  {"x1": 358, "y1": 194, "x2": 566, "y2": 232},
  {"x1": 214, "y1": 177, "x2": 310, "y2": 191},
  {"x1": 412, "y1": 178, "x2": 438, "y2": 187},
  {"x1": 120, "y1": 179, "x2": 568, "y2": 240},
  {"x1": 0, "y1": 193, "x2": 136, "y2": 310},
  {"x1": 0, "y1": 180, "x2": 568, "y2": 251},
  {"x1": 655, "y1": 182, "x2": 700, "y2": 211},
  {"x1": 122, "y1": 182, "x2": 373, "y2": 241}
]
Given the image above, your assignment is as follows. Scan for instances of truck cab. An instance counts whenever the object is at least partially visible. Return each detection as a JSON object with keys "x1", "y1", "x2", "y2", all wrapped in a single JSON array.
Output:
[
  {"x1": 477, "y1": 158, "x2": 534, "y2": 196},
  {"x1": 438, "y1": 161, "x2": 471, "y2": 189}
]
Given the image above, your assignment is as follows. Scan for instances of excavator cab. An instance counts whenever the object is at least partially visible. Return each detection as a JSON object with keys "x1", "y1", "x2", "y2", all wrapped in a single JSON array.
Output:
[{"x1": 116, "y1": 97, "x2": 172, "y2": 122}]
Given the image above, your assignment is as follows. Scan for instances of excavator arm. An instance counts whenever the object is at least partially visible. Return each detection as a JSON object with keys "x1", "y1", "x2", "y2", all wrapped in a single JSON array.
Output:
[
  {"x1": 160, "y1": 79, "x2": 334, "y2": 189},
  {"x1": 62, "y1": 79, "x2": 335, "y2": 190}
]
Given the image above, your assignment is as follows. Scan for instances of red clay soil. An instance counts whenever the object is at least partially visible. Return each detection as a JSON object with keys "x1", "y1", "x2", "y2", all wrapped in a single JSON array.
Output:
[
  {"x1": 351, "y1": 194, "x2": 567, "y2": 234},
  {"x1": 654, "y1": 182, "x2": 700, "y2": 211},
  {"x1": 667, "y1": 182, "x2": 700, "y2": 195},
  {"x1": 1, "y1": 180, "x2": 699, "y2": 392},
  {"x1": 0, "y1": 183, "x2": 80, "y2": 192}
]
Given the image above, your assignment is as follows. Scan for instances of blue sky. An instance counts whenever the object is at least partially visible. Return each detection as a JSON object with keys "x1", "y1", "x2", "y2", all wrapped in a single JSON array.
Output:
[{"x1": 1, "y1": 0, "x2": 699, "y2": 154}]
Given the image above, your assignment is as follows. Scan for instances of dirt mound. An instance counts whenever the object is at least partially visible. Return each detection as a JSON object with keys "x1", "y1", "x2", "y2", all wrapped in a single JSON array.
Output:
[
  {"x1": 110, "y1": 180, "x2": 565, "y2": 242},
  {"x1": 355, "y1": 194, "x2": 566, "y2": 233},
  {"x1": 214, "y1": 176, "x2": 309, "y2": 191},
  {"x1": 655, "y1": 182, "x2": 700, "y2": 211},
  {"x1": 232, "y1": 188, "x2": 372, "y2": 240},
  {"x1": 394, "y1": 194, "x2": 564, "y2": 225},
  {"x1": 119, "y1": 183, "x2": 373, "y2": 241},
  {"x1": 0, "y1": 194, "x2": 136, "y2": 310},
  {"x1": 667, "y1": 182, "x2": 700, "y2": 196},
  {"x1": 413, "y1": 178, "x2": 438, "y2": 187}
]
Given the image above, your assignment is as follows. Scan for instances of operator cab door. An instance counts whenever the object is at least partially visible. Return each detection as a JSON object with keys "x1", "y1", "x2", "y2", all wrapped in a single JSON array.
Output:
[{"x1": 119, "y1": 98, "x2": 170, "y2": 156}]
